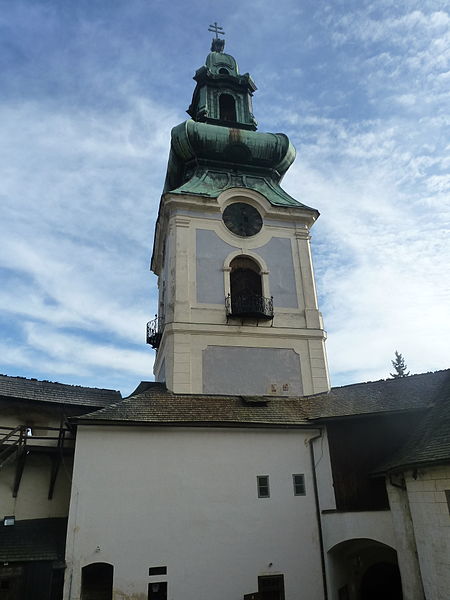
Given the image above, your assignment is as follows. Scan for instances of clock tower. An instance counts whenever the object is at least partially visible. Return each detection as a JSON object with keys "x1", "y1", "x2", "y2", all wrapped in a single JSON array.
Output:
[{"x1": 149, "y1": 34, "x2": 330, "y2": 396}]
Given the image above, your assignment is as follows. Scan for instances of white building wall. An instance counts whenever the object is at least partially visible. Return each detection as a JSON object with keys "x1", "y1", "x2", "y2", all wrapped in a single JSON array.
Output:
[
  {"x1": 312, "y1": 429, "x2": 335, "y2": 512},
  {"x1": 152, "y1": 189, "x2": 330, "y2": 396},
  {"x1": 0, "y1": 456, "x2": 73, "y2": 520},
  {"x1": 386, "y1": 479, "x2": 425, "y2": 600},
  {"x1": 64, "y1": 426, "x2": 324, "y2": 600},
  {"x1": 321, "y1": 510, "x2": 396, "y2": 553},
  {"x1": 0, "y1": 402, "x2": 73, "y2": 520},
  {"x1": 405, "y1": 465, "x2": 450, "y2": 600}
]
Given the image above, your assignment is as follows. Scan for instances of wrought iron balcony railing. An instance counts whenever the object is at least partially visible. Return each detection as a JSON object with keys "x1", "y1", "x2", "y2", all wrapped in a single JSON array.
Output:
[
  {"x1": 225, "y1": 293, "x2": 274, "y2": 320},
  {"x1": 146, "y1": 316, "x2": 164, "y2": 349}
]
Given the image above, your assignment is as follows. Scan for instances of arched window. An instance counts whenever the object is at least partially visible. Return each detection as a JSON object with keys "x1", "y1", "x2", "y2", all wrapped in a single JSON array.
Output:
[
  {"x1": 81, "y1": 562, "x2": 113, "y2": 600},
  {"x1": 227, "y1": 256, "x2": 273, "y2": 319},
  {"x1": 218, "y1": 67, "x2": 229, "y2": 75},
  {"x1": 219, "y1": 94, "x2": 237, "y2": 122}
]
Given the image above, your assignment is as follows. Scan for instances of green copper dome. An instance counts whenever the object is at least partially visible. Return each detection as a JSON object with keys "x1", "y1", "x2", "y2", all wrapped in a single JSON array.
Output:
[
  {"x1": 205, "y1": 51, "x2": 239, "y2": 77},
  {"x1": 162, "y1": 40, "x2": 316, "y2": 212}
]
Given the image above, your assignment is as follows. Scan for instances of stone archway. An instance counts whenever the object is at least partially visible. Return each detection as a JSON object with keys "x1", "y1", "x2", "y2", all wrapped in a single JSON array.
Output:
[{"x1": 328, "y1": 538, "x2": 403, "y2": 600}]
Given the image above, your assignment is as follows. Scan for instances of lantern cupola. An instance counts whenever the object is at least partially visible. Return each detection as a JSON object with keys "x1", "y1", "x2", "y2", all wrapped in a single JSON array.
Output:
[{"x1": 187, "y1": 32, "x2": 257, "y2": 131}]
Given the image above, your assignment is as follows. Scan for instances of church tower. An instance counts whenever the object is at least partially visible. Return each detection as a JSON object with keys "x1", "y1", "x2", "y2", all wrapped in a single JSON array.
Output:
[{"x1": 149, "y1": 31, "x2": 329, "y2": 396}]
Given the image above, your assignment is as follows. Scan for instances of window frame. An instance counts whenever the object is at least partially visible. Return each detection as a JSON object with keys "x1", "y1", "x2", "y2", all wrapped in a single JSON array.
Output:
[
  {"x1": 257, "y1": 475, "x2": 270, "y2": 498},
  {"x1": 223, "y1": 250, "x2": 270, "y2": 301},
  {"x1": 293, "y1": 473, "x2": 306, "y2": 496}
]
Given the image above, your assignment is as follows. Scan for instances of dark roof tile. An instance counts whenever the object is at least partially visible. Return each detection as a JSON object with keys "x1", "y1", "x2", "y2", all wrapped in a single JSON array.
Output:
[
  {"x1": 301, "y1": 370, "x2": 450, "y2": 419},
  {"x1": 374, "y1": 375, "x2": 450, "y2": 472},
  {"x1": 0, "y1": 375, "x2": 121, "y2": 408},
  {"x1": 75, "y1": 383, "x2": 311, "y2": 427},
  {"x1": 0, "y1": 518, "x2": 67, "y2": 562}
]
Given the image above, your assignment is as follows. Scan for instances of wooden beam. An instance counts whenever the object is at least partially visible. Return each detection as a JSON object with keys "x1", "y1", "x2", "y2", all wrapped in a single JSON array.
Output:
[{"x1": 48, "y1": 427, "x2": 65, "y2": 499}]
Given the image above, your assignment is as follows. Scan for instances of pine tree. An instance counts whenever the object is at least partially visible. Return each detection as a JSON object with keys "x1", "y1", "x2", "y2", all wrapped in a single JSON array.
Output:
[{"x1": 390, "y1": 351, "x2": 410, "y2": 378}]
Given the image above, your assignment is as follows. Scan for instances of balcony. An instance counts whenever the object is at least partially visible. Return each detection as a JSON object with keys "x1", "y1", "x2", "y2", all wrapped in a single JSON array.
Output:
[
  {"x1": 146, "y1": 316, "x2": 164, "y2": 349},
  {"x1": 225, "y1": 293, "x2": 274, "y2": 321}
]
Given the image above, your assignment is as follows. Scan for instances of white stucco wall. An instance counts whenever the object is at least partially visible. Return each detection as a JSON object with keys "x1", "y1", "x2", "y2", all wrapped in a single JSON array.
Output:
[
  {"x1": 0, "y1": 401, "x2": 74, "y2": 519},
  {"x1": 64, "y1": 426, "x2": 324, "y2": 600},
  {"x1": 321, "y1": 509, "x2": 396, "y2": 553},
  {"x1": 152, "y1": 189, "x2": 330, "y2": 396},
  {"x1": 0, "y1": 455, "x2": 73, "y2": 520},
  {"x1": 386, "y1": 478, "x2": 425, "y2": 600},
  {"x1": 312, "y1": 428, "x2": 335, "y2": 511},
  {"x1": 405, "y1": 465, "x2": 450, "y2": 600}
]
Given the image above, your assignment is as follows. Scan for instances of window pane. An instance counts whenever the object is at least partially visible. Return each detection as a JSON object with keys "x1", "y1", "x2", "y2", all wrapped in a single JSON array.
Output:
[
  {"x1": 293, "y1": 474, "x2": 305, "y2": 495},
  {"x1": 257, "y1": 476, "x2": 270, "y2": 498}
]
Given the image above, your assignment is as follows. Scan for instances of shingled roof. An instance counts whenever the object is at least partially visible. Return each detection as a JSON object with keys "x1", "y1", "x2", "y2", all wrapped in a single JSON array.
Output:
[
  {"x1": 74, "y1": 383, "x2": 311, "y2": 427},
  {"x1": 374, "y1": 374, "x2": 450, "y2": 473},
  {"x1": 0, "y1": 375, "x2": 121, "y2": 408},
  {"x1": 301, "y1": 370, "x2": 450, "y2": 420},
  {"x1": 72, "y1": 370, "x2": 450, "y2": 428},
  {"x1": 0, "y1": 518, "x2": 67, "y2": 562}
]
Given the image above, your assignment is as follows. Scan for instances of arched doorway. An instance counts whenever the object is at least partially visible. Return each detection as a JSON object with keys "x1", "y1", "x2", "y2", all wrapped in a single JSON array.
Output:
[
  {"x1": 81, "y1": 562, "x2": 113, "y2": 600},
  {"x1": 328, "y1": 539, "x2": 403, "y2": 600}
]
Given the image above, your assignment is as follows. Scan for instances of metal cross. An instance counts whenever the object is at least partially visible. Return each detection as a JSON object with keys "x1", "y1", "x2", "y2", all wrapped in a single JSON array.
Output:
[{"x1": 208, "y1": 22, "x2": 225, "y2": 39}]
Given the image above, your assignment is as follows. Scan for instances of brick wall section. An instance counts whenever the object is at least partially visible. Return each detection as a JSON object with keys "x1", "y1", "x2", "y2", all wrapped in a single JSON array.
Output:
[{"x1": 405, "y1": 465, "x2": 450, "y2": 600}]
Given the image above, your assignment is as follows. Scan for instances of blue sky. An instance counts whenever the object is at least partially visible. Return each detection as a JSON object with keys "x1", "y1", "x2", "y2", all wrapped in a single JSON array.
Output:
[{"x1": 1, "y1": 0, "x2": 449, "y2": 395}]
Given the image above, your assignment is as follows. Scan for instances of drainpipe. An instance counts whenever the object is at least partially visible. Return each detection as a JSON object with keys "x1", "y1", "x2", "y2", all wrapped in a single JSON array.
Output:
[{"x1": 308, "y1": 429, "x2": 328, "y2": 600}]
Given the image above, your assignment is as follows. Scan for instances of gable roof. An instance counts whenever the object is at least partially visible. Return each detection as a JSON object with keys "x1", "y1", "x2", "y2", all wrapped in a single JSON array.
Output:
[
  {"x1": 0, "y1": 375, "x2": 121, "y2": 409},
  {"x1": 301, "y1": 370, "x2": 450, "y2": 420},
  {"x1": 74, "y1": 383, "x2": 311, "y2": 428}
]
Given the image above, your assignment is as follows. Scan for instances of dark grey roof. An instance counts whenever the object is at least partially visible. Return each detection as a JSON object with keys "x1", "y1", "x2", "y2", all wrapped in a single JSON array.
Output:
[
  {"x1": 74, "y1": 370, "x2": 450, "y2": 429},
  {"x1": 0, "y1": 518, "x2": 67, "y2": 562},
  {"x1": 374, "y1": 375, "x2": 450, "y2": 472},
  {"x1": 301, "y1": 370, "x2": 450, "y2": 420},
  {"x1": 0, "y1": 375, "x2": 121, "y2": 408},
  {"x1": 75, "y1": 383, "x2": 311, "y2": 427}
]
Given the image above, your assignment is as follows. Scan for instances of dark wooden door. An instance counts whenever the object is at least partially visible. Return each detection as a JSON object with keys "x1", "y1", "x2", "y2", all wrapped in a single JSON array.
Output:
[
  {"x1": 0, "y1": 565, "x2": 24, "y2": 600},
  {"x1": 258, "y1": 575, "x2": 285, "y2": 600}
]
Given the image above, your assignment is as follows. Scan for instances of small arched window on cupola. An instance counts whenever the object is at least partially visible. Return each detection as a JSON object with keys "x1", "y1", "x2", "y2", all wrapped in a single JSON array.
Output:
[
  {"x1": 219, "y1": 93, "x2": 237, "y2": 122},
  {"x1": 226, "y1": 256, "x2": 273, "y2": 320}
]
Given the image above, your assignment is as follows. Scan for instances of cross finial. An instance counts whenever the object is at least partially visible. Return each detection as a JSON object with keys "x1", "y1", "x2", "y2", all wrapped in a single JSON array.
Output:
[
  {"x1": 208, "y1": 22, "x2": 225, "y2": 39},
  {"x1": 208, "y1": 22, "x2": 225, "y2": 52}
]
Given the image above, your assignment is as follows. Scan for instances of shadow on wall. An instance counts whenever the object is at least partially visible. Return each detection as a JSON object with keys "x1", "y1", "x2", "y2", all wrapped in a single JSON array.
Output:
[{"x1": 328, "y1": 538, "x2": 403, "y2": 600}]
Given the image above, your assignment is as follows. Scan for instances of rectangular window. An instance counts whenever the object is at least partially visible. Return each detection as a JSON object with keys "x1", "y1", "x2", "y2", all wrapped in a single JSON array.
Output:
[
  {"x1": 149, "y1": 566, "x2": 167, "y2": 576},
  {"x1": 293, "y1": 474, "x2": 306, "y2": 496},
  {"x1": 257, "y1": 475, "x2": 270, "y2": 498}
]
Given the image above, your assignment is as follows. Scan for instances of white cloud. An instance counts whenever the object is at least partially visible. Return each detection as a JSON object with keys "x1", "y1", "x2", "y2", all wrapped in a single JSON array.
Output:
[
  {"x1": 1, "y1": 0, "x2": 449, "y2": 394},
  {"x1": 24, "y1": 323, "x2": 152, "y2": 376},
  {"x1": 0, "y1": 96, "x2": 175, "y2": 385}
]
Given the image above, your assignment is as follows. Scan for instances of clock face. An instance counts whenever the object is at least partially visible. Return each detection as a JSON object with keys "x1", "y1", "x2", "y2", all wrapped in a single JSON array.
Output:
[{"x1": 222, "y1": 203, "x2": 263, "y2": 237}]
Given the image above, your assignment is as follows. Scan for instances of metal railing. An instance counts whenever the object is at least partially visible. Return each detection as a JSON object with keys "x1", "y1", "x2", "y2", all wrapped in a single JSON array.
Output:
[
  {"x1": 225, "y1": 293, "x2": 274, "y2": 320},
  {"x1": 146, "y1": 316, "x2": 164, "y2": 349}
]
